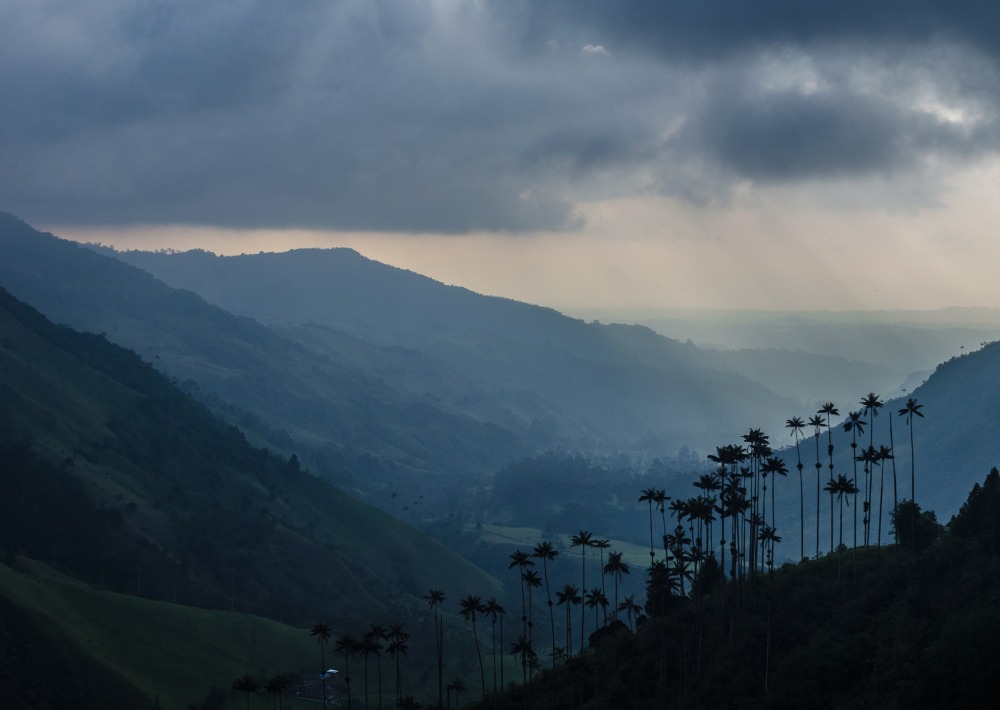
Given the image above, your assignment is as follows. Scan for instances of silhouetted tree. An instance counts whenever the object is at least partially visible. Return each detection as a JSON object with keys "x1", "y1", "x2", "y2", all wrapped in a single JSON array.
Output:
[
  {"x1": 310, "y1": 623, "x2": 332, "y2": 707},
  {"x1": 460, "y1": 594, "x2": 486, "y2": 703},
  {"x1": 232, "y1": 674, "x2": 260, "y2": 710},
  {"x1": 532, "y1": 540, "x2": 559, "y2": 668},
  {"x1": 898, "y1": 397, "x2": 923, "y2": 500},
  {"x1": 786, "y1": 416, "x2": 807, "y2": 561},
  {"x1": 570, "y1": 530, "x2": 594, "y2": 652},
  {"x1": 335, "y1": 633, "x2": 359, "y2": 709},
  {"x1": 556, "y1": 584, "x2": 582, "y2": 657},
  {"x1": 387, "y1": 625, "x2": 410, "y2": 707},
  {"x1": 446, "y1": 677, "x2": 467, "y2": 710},
  {"x1": 424, "y1": 588, "x2": 446, "y2": 709}
]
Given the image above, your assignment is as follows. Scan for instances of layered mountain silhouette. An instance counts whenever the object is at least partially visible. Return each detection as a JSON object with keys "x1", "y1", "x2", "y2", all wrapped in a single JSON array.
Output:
[
  {"x1": 101, "y1": 236, "x2": 801, "y2": 448},
  {"x1": 0, "y1": 213, "x2": 807, "y2": 505},
  {"x1": 2, "y1": 211, "x2": 995, "y2": 545}
]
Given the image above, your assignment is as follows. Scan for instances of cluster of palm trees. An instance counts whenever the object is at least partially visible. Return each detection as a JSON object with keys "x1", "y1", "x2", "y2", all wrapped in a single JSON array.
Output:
[
  {"x1": 231, "y1": 672, "x2": 291, "y2": 709},
  {"x1": 401, "y1": 537, "x2": 640, "y2": 709},
  {"x1": 641, "y1": 394, "x2": 925, "y2": 589},
  {"x1": 307, "y1": 533, "x2": 643, "y2": 709},
  {"x1": 788, "y1": 395, "x2": 925, "y2": 560},
  {"x1": 309, "y1": 620, "x2": 415, "y2": 709},
  {"x1": 510, "y1": 535, "x2": 637, "y2": 670},
  {"x1": 295, "y1": 395, "x2": 925, "y2": 709},
  {"x1": 672, "y1": 393, "x2": 926, "y2": 588}
]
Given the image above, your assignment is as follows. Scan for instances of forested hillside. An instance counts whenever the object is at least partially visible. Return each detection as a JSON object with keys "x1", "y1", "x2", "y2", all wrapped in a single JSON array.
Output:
[
  {"x1": 475, "y1": 471, "x2": 1000, "y2": 710},
  {"x1": 0, "y1": 285, "x2": 498, "y2": 627}
]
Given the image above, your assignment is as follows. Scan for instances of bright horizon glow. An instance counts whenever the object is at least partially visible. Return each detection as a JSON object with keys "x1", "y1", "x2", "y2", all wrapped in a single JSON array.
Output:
[{"x1": 43, "y1": 161, "x2": 1000, "y2": 314}]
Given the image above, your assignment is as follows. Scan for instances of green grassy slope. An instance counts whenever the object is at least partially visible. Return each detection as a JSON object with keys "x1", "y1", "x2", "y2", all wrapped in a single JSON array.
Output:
[{"x1": 0, "y1": 559, "x2": 318, "y2": 710}]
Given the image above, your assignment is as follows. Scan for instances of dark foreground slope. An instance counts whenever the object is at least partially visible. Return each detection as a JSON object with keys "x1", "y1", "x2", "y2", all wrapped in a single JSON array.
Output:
[
  {"x1": 0, "y1": 559, "x2": 317, "y2": 710},
  {"x1": 0, "y1": 285, "x2": 498, "y2": 627}
]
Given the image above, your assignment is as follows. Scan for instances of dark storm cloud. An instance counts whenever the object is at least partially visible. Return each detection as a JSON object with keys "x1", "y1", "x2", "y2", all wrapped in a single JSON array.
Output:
[
  {"x1": 2, "y1": 1, "x2": 1000, "y2": 232},
  {"x1": 677, "y1": 76, "x2": 1000, "y2": 182},
  {"x1": 492, "y1": 0, "x2": 1000, "y2": 60}
]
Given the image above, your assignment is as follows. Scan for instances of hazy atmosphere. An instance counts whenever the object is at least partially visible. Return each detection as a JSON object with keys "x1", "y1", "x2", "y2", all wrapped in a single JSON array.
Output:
[
  {"x1": 6, "y1": 1, "x2": 1000, "y2": 310},
  {"x1": 7, "y1": 4, "x2": 1000, "y2": 709}
]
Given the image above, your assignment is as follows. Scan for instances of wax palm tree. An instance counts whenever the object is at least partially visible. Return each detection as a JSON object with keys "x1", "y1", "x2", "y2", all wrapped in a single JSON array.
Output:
[
  {"x1": 653, "y1": 489, "x2": 671, "y2": 557},
  {"x1": 424, "y1": 589, "x2": 446, "y2": 709},
  {"x1": 785, "y1": 416, "x2": 807, "y2": 560},
  {"x1": 843, "y1": 411, "x2": 866, "y2": 551},
  {"x1": 233, "y1": 674, "x2": 260, "y2": 710},
  {"x1": 482, "y1": 597, "x2": 503, "y2": 697},
  {"x1": 743, "y1": 427, "x2": 770, "y2": 570},
  {"x1": 523, "y1": 569, "x2": 542, "y2": 645},
  {"x1": 861, "y1": 393, "x2": 884, "y2": 545},
  {"x1": 593, "y1": 538, "x2": 611, "y2": 601},
  {"x1": 708, "y1": 444, "x2": 743, "y2": 579},
  {"x1": 603, "y1": 551, "x2": 630, "y2": 622},
  {"x1": 693, "y1": 473, "x2": 721, "y2": 553},
  {"x1": 266, "y1": 674, "x2": 291, "y2": 710},
  {"x1": 508, "y1": 550, "x2": 534, "y2": 640},
  {"x1": 310, "y1": 623, "x2": 332, "y2": 707},
  {"x1": 359, "y1": 633, "x2": 379, "y2": 710},
  {"x1": 398, "y1": 697, "x2": 421, "y2": 710},
  {"x1": 857, "y1": 445, "x2": 881, "y2": 547},
  {"x1": 819, "y1": 402, "x2": 839, "y2": 487},
  {"x1": 511, "y1": 636, "x2": 536, "y2": 687},
  {"x1": 822, "y1": 478, "x2": 837, "y2": 551},
  {"x1": 570, "y1": 530, "x2": 593, "y2": 652},
  {"x1": 759, "y1": 526, "x2": 781, "y2": 573},
  {"x1": 446, "y1": 677, "x2": 466, "y2": 710},
  {"x1": 888, "y1": 411, "x2": 900, "y2": 542},
  {"x1": 459, "y1": 595, "x2": 486, "y2": 703},
  {"x1": 368, "y1": 624, "x2": 387, "y2": 710},
  {"x1": 638, "y1": 488, "x2": 659, "y2": 564},
  {"x1": 808, "y1": 414, "x2": 826, "y2": 556},
  {"x1": 861, "y1": 393, "x2": 884, "y2": 437},
  {"x1": 618, "y1": 593, "x2": 641, "y2": 631},
  {"x1": 485, "y1": 596, "x2": 507, "y2": 693},
  {"x1": 898, "y1": 397, "x2": 924, "y2": 503},
  {"x1": 585, "y1": 587, "x2": 609, "y2": 635},
  {"x1": 761, "y1": 456, "x2": 788, "y2": 531},
  {"x1": 833, "y1": 474, "x2": 858, "y2": 548},
  {"x1": 335, "y1": 634, "x2": 359, "y2": 709},
  {"x1": 531, "y1": 540, "x2": 559, "y2": 668},
  {"x1": 877, "y1": 445, "x2": 894, "y2": 547},
  {"x1": 555, "y1": 584, "x2": 581, "y2": 657},
  {"x1": 387, "y1": 625, "x2": 410, "y2": 707}
]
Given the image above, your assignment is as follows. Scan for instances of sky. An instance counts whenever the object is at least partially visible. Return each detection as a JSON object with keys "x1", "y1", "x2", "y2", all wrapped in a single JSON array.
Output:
[{"x1": 5, "y1": 1, "x2": 1000, "y2": 312}]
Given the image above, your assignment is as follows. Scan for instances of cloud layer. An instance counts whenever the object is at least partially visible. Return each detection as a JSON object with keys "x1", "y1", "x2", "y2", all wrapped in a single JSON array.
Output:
[{"x1": 3, "y1": 1, "x2": 1000, "y2": 232}]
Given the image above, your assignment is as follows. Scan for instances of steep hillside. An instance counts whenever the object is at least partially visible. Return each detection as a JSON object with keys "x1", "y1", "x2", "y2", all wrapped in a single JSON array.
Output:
[
  {"x1": 0, "y1": 560, "x2": 315, "y2": 710},
  {"x1": 0, "y1": 284, "x2": 499, "y2": 627},
  {"x1": 0, "y1": 212, "x2": 526, "y2": 506}
]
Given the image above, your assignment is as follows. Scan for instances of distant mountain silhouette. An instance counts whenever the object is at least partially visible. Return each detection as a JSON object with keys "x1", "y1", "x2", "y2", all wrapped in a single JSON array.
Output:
[
  {"x1": 0, "y1": 212, "x2": 527, "y2": 507},
  {"x1": 106, "y1": 241, "x2": 799, "y2": 451}
]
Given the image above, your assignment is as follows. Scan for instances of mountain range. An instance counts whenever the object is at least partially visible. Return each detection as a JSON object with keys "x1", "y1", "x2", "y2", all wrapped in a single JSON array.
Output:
[{"x1": 4, "y1": 211, "x2": 997, "y2": 545}]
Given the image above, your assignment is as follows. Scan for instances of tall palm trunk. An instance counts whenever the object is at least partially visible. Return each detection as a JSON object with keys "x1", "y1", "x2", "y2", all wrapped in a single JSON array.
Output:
[
  {"x1": 814, "y1": 432, "x2": 822, "y2": 557},
  {"x1": 542, "y1": 558, "x2": 556, "y2": 669},
  {"x1": 471, "y1": 620, "x2": 485, "y2": 704},
  {"x1": 889, "y1": 415, "x2": 899, "y2": 542}
]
